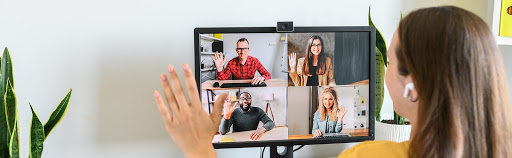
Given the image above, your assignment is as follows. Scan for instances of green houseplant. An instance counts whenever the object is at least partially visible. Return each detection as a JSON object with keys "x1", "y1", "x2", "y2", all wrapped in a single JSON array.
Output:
[
  {"x1": 0, "y1": 48, "x2": 72, "y2": 158},
  {"x1": 369, "y1": 7, "x2": 411, "y2": 142},
  {"x1": 370, "y1": 6, "x2": 406, "y2": 124}
]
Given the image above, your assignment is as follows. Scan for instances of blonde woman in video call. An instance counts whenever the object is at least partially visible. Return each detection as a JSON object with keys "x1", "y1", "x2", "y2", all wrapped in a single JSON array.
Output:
[
  {"x1": 312, "y1": 86, "x2": 347, "y2": 137},
  {"x1": 289, "y1": 35, "x2": 336, "y2": 86},
  {"x1": 154, "y1": 6, "x2": 512, "y2": 158}
]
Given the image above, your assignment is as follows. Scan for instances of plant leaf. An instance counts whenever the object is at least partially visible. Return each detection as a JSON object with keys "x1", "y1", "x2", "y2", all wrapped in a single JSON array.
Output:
[
  {"x1": 6, "y1": 80, "x2": 18, "y2": 158},
  {"x1": 44, "y1": 89, "x2": 72, "y2": 140},
  {"x1": 1, "y1": 49, "x2": 16, "y2": 154},
  {"x1": 5, "y1": 80, "x2": 17, "y2": 137},
  {"x1": 393, "y1": 112, "x2": 400, "y2": 125},
  {"x1": 368, "y1": 6, "x2": 388, "y2": 67},
  {"x1": 375, "y1": 49, "x2": 385, "y2": 121},
  {"x1": 394, "y1": 112, "x2": 406, "y2": 125},
  {"x1": 30, "y1": 104, "x2": 45, "y2": 158},
  {"x1": 0, "y1": 47, "x2": 10, "y2": 158},
  {"x1": 0, "y1": 101, "x2": 8, "y2": 157},
  {"x1": 369, "y1": 6, "x2": 387, "y2": 122},
  {"x1": 1, "y1": 47, "x2": 14, "y2": 98},
  {"x1": 9, "y1": 119, "x2": 19, "y2": 158}
]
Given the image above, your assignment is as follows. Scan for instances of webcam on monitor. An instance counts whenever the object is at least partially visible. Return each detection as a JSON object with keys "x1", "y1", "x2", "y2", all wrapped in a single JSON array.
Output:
[{"x1": 276, "y1": 21, "x2": 294, "y2": 32}]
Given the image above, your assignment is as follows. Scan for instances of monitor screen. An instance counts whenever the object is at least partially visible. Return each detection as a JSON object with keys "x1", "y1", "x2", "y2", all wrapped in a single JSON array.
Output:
[{"x1": 194, "y1": 27, "x2": 375, "y2": 148}]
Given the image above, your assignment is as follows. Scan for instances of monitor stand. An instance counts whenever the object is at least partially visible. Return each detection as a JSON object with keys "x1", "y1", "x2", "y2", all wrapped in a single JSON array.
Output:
[{"x1": 270, "y1": 145, "x2": 293, "y2": 158}]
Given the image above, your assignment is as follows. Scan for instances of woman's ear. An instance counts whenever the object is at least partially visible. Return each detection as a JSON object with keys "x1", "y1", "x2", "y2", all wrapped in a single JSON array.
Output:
[{"x1": 404, "y1": 76, "x2": 419, "y2": 102}]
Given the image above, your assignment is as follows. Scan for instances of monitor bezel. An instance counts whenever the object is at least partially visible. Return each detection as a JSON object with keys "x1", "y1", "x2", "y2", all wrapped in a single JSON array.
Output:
[{"x1": 194, "y1": 26, "x2": 376, "y2": 149}]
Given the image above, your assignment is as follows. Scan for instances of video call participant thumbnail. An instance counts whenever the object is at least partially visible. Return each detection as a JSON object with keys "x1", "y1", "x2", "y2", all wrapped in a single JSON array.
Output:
[
  {"x1": 212, "y1": 38, "x2": 271, "y2": 85},
  {"x1": 289, "y1": 35, "x2": 336, "y2": 86},
  {"x1": 219, "y1": 92, "x2": 274, "y2": 140},
  {"x1": 312, "y1": 86, "x2": 347, "y2": 137}
]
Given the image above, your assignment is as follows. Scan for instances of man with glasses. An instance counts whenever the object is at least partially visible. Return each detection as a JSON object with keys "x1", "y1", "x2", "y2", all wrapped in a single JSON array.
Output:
[
  {"x1": 219, "y1": 92, "x2": 274, "y2": 140},
  {"x1": 212, "y1": 38, "x2": 271, "y2": 85}
]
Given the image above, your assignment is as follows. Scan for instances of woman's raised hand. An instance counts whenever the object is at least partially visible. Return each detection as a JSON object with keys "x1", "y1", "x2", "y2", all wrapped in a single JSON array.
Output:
[
  {"x1": 154, "y1": 64, "x2": 226, "y2": 158},
  {"x1": 337, "y1": 106, "x2": 347, "y2": 124},
  {"x1": 289, "y1": 52, "x2": 297, "y2": 73}
]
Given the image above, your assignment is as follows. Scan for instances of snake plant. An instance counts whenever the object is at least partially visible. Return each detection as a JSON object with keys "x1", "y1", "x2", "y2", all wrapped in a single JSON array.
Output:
[
  {"x1": 369, "y1": 7, "x2": 406, "y2": 124},
  {"x1": 0, "y1": 47, "x2": 72, "y2": 158}
]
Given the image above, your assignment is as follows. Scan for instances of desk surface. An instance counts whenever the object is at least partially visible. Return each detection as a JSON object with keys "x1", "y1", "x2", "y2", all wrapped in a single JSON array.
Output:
[
  {"x1": 288, "y1": 128, "x2": 369, "y2": 139},
  {"x1": 212, "y1": 127, "x2": 288, "y2": 143},
  {"x1": 347, "y1": 79, "x2": 370, "y2": 86},
  {"x1": 202, "y1": 78, "x2": 288, "y2": 90}
]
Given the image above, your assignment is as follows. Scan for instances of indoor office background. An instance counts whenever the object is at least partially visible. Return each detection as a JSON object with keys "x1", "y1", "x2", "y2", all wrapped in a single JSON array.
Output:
[{"x1": 0, "y1": 0, "x2": 508, "y2": 158}]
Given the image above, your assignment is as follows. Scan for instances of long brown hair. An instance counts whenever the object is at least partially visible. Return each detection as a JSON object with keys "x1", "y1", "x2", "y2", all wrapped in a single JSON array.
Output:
[
  {"x1": 303, "y1": 36, "x2": 327, "y2": 75},
  {"x1": 319, "y1": 86, "x2": 339, "y2": 121},
  {"x1": 396, "y1": 6, "x2": 512, "y2": 158}
]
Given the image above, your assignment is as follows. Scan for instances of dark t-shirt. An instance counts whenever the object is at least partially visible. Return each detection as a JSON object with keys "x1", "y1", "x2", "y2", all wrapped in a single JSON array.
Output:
[
  {"x1": 219, "y1": 107, "x2": 275, "y2": 135},
  {"x1": 306, "y1": 66, "x2": 319, "y2": 86}
]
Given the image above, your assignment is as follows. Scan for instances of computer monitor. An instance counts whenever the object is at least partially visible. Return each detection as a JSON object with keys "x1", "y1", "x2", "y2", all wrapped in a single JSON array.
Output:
[{"x1": 194, "y1": 26, "x2": 375, "y2": 149}]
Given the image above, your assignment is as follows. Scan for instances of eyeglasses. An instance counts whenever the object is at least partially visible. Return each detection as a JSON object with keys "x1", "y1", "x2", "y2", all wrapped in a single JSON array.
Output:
[
  {"x1": 236, "y1": 47, "x2": 250, "y2": 53},
  {"x1": 240, "y1": 97, "x2": 251, "y2": 101},
  {"x1": 311, "y1": 44, "x2": 322, "y2": 47}
]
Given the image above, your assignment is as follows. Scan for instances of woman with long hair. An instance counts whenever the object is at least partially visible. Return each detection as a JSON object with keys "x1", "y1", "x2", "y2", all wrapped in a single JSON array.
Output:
[
  {"x1": 312, "y1": 86, "x2": 347, "y2": 137},
  {"x1": 339, "y1": 6, "x2": 512, "y2": 158},
  {"x1": 154, "y1": 6, "x2": 512, "y2": 158},
  {"x1": 289, "y1": 35, "x2": 336, "y2": 86}
]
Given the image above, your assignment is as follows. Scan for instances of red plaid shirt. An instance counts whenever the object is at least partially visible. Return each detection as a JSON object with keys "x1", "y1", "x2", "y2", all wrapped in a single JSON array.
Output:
[{"x1": 217, "y1": 56, "x2": 271, "y2": 80}]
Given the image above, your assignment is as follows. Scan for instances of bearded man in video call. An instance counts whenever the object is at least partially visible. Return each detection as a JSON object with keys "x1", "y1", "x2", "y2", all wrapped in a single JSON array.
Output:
[{"x1": 219, "y1": 92, "x2": 274, "y2": 140}]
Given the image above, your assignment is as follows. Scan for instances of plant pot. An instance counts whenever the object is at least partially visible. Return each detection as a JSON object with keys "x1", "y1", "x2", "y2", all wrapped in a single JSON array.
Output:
[{"x1": 375, "y1": 120, "x2": 411, "y2": 142}]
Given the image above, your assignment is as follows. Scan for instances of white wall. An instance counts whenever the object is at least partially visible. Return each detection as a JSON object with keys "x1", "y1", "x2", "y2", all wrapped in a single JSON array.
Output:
[
  {"x1": 500, "y1": 45, "x2": 512, "y2": 100},
  {"x1": 0, "y1": 0, "x2": 505, "y2": 158}
]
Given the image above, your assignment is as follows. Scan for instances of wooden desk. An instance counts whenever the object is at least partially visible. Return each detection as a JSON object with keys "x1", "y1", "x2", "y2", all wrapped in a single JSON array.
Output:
[
  {"x1": 347, "y1": 79, "x2": 370, "y2": 85},
  {"x1": 212, "y1": 127, "x2": 288, "y2": 143},
  {"x1": 288, "y1": 128, "x2": 369, "y2": 139},
  {"x1": 202, "y1": 78, "x2": 288, "y2": 90}
]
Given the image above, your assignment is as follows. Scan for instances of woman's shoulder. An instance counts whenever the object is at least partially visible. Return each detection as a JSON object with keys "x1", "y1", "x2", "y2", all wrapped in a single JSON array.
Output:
[
  {"x1": 313, "y1": 110, "x2": 320, "y2": 117},
  {"x1": 338, "y1": 140, "x2": 410, "y2": 158},
  {"x1": 325, "y1": 56, "x2": 332, "y2": 63},
  {"x1": 296, "y1": 57, "x2": 306, "y2": 74},
  {"x1": 298, "y1": 57, "x2": 305, "y2": 64}
]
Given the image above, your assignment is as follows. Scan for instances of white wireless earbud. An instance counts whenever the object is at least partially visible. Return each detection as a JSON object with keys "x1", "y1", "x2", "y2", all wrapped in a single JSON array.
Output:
[{"x1": 403, "y1": 82, "x2": 415, "y2": 99}]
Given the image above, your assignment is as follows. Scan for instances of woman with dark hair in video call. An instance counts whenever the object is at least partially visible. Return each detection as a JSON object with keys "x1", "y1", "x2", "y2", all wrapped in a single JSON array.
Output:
[
  {"x1": 154, "y1": 6, "x2": 512, "y2": 158},
  {"x1": 289, "y1": 35, "x2": 336, "y2": 86},
  {"x1": 312, "y1": 86, "x2": 347, "y2": 138}
]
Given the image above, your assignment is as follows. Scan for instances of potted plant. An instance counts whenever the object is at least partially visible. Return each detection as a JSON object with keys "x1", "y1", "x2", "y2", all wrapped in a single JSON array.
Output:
[
  {"x1": 369, "y1": 7, "x2": 412, "y2": 142},
  {"x1": 0, "y1": 48, "x2": 72, "y2": 158}
]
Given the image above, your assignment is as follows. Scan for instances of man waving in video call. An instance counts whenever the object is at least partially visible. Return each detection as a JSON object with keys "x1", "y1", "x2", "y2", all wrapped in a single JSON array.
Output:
[
  {"x1": 212, "y1": 38, "x2": 271, "y2": 85},
  {"x1": 219, "y1": 92, "x2": 274, "y2": 140}
]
